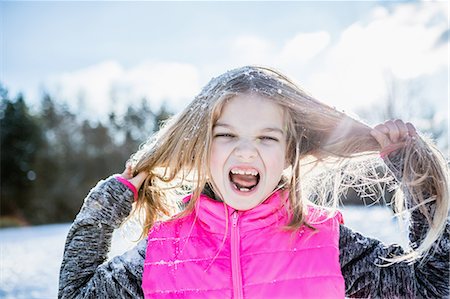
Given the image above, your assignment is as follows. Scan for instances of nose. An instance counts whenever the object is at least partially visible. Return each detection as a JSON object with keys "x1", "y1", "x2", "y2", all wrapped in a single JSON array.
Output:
[{"x1": 234, "y1": 139, "x2": 257, "y2": 161}]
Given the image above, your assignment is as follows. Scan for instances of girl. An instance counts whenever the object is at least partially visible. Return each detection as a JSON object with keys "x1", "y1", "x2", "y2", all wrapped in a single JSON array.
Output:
[{"x1": 59, "y1": 66, "x2": 449, "y2": 298}]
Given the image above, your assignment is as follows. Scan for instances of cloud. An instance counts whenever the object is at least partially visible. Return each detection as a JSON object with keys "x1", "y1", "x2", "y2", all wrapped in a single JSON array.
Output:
[
  {"x1": 334, "y1": 4, "x2": 446, "y2": 79},
  {"x1": 114, "y1": 62, "x2": 200, "y2": 110},
  {"x1": 301, "y1": 2, "x2": 448, "y2": 114},
  {"x1": 228, "y1": 31, "x2": 331, "y2": 68},
  {"x1": 46, "y1": 61, "x2": 123, "y2": 116},
  {"x1": 279, "y1": 31, "x2": 331, "y2": 65},
  {"x1": 45, "y1": 61, "x2": 200, "y2": 119},
  {"x1": 43, "y1": 2, "x2": 447, "y2": 121},
  {"x1": 229, "y1": 35, "x2": 274, "y2": 65}
]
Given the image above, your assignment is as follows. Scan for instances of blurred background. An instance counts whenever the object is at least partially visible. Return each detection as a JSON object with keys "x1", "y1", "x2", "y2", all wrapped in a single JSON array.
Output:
[
  {"x1": 0, "y1": 1, "x2": 448, "y2": 297},
  {"x1": 1, "y1": 1, "x2": 448, "y2": 227}
]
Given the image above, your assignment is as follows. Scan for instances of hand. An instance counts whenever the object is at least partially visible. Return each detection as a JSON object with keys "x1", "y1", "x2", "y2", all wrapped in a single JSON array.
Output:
[
  {"x1": 121, "y1": 162, "x2": 148, "y2": 191},
  {"x1": 370, "y1": 119, "x2": 417, "y2": 157}
]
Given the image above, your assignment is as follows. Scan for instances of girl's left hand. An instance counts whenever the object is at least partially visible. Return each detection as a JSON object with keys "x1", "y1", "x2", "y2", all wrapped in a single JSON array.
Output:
[
  {"x1": 121, "y1": 162, "x2": 148, "y2": 191},
  {"x1": 370, "y1": 119, "x2": 417, "y2": 158}
]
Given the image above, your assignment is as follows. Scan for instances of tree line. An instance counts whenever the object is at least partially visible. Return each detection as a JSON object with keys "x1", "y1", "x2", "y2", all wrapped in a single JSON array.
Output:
[{"x1": 1, "y1": 84, "x2": 171, "y2": 227}]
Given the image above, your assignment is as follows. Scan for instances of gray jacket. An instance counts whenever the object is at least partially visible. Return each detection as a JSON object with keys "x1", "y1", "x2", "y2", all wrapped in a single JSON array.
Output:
[{"x1": 59, "y1": 157, "x2": 450, "y2": 298}]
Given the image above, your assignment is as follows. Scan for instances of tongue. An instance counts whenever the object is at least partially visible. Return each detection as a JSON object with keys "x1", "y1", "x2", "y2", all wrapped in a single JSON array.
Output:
[{"x1": 230, "y1": 174, "x2": 258, "y2": 188}]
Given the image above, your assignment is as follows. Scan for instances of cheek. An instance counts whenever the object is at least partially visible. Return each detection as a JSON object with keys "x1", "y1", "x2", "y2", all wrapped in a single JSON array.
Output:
[
  {"x1": 209, "y1": 143, "x2": 220, "y2": 163},
  {"x1": 262, "y1": 146, "x2": 286, "y2": 168},
  {"x1": 209, "y1": 143, "x2": 227, "y2": 174}
]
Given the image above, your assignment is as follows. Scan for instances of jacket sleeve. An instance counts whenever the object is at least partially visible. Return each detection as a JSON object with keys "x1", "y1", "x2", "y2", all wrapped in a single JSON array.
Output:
[
  {"x1": 58, "y1": 176, "x2": 146, "y2": 299},
  {"x1": 339, "y1": 154, "x2": 450, "y2": 298}
]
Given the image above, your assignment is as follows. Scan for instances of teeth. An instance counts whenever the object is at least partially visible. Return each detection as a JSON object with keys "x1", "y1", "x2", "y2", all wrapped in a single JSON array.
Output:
[
  {"x1": 232, "y1": 183, "x2": 251, "y2": 192},
  {"x1": 245, "y1": 170, "x2": 258, "y2": 176},
  {"x1": 230, "y1": 168, "x2": 259, "y2": 176}
]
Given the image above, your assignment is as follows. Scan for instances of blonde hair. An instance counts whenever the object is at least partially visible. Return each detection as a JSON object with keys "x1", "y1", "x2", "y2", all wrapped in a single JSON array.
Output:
[{"x1": 130, "y1": 66, "x2": 449, "y2": 263}]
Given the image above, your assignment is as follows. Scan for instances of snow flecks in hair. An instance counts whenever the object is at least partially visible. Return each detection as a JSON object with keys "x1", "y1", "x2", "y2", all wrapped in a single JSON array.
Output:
[{"x1": 129, "y1": 65, "x2": 449, "y2": 264}]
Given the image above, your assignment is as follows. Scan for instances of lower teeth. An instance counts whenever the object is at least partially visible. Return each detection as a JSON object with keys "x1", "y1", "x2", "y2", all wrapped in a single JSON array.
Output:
[{"x1": 233, "y1": 183, "x2": 252, "y2": 192}]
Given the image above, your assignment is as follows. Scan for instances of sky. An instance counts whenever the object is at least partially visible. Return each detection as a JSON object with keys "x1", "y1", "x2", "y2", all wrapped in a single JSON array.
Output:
[{"x1": 1, "y1": 1, "x2": 449, "y2": 124}]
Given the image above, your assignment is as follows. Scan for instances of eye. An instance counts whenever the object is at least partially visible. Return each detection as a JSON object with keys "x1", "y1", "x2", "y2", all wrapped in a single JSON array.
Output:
[
  {"x1": 259, "y1": 136, "x2": 279, "y2": 142},
  {"x1": 214, "y1": 133, "x2": 236, "y2": 139}
]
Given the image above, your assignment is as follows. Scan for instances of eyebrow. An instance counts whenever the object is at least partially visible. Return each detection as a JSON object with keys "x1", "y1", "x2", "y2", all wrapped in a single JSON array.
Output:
[{"x1": 214, "y1": 122, "x2": 284, "y2": 135}]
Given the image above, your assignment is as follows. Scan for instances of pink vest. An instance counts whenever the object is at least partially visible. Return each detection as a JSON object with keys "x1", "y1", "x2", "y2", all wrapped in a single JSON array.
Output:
[{"x1": 142, "y1": 190, "x2": 345, "y2": 298}]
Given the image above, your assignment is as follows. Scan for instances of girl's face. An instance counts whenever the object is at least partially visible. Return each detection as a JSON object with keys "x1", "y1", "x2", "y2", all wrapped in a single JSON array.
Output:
[{"x1": 209, "y1": 94, "x2": 287, "y2": 211}]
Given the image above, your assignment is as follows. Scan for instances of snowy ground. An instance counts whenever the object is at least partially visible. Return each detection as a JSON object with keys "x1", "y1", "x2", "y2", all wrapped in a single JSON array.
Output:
[{"x1": 0, "y1": 206, "x2": 409, "y2": 299}]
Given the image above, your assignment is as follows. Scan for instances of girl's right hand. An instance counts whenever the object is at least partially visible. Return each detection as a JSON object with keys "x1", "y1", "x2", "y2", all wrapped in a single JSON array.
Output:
[
  {"x1": 121, "y1": 163, "x2": 148, "y2": 191},
  {"x1": 370, "y1": 119, "x2": 417, "y2": 158}
]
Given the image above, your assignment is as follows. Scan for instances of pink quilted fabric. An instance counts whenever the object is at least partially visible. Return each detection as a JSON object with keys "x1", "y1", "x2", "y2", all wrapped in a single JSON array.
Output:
[{"x1": 142, "y1": 190, "x2": 345, "y2": 298}]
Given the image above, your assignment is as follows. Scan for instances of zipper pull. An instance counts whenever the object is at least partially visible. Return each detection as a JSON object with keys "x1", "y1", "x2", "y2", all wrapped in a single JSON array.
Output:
[{"x1": 232, "y1": 211, "x2": 239, "y2": 227}]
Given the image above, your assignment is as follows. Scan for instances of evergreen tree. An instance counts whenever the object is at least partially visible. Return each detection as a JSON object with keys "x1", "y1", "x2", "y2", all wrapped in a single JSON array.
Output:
[
  {"x1": 0, "y1": 85, "x2": 173, "y2": 225},
  {"x1": 0, "y1": 86, "x2": 43, "y2": 223}
]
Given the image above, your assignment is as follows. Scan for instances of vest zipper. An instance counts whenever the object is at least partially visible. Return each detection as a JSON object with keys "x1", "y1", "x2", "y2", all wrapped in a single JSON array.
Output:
[{"x1": 231, "y1": 211, "x2": 243, "y2": 299}]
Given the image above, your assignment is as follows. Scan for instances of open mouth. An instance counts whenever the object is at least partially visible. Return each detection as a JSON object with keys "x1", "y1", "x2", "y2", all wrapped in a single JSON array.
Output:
[{"x1": 229, "y1": 168, "x2": 260, "y2": 192}]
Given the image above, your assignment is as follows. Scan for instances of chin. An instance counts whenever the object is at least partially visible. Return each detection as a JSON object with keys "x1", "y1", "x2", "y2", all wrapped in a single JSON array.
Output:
[
  {"x1": 225, "y1": 194, "x2": 263, "y2": 211},
  {"x1": 228, "y1": 203, "x2": 257, "y2": 211}
]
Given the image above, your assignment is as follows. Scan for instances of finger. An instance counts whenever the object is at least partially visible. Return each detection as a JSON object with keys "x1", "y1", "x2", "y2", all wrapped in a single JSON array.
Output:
[
  {"x1": 394, "y1": 119, "x2": 409, "y2": 141},
  {"x1": 128, "y1": 171, "x2": 148, "y2": 190},
  {"x1": 384, "y1": 120, "x2": 401, "y2": 143},
  {"x1": 406, "y1": 122, "x2": 417, "y2": 137},
  {"x1": 373, "y1": 123, "x2": 389, "y2": 134},
  {"x1": 121, "y1": 162, "x2": 133, "y2": 179},
  {"x1": 379, "y1": 143, "x2": 405, "y2": 158},
  {"x1": 370, "y1": 127, "x2": 391, "y2": 149}
]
